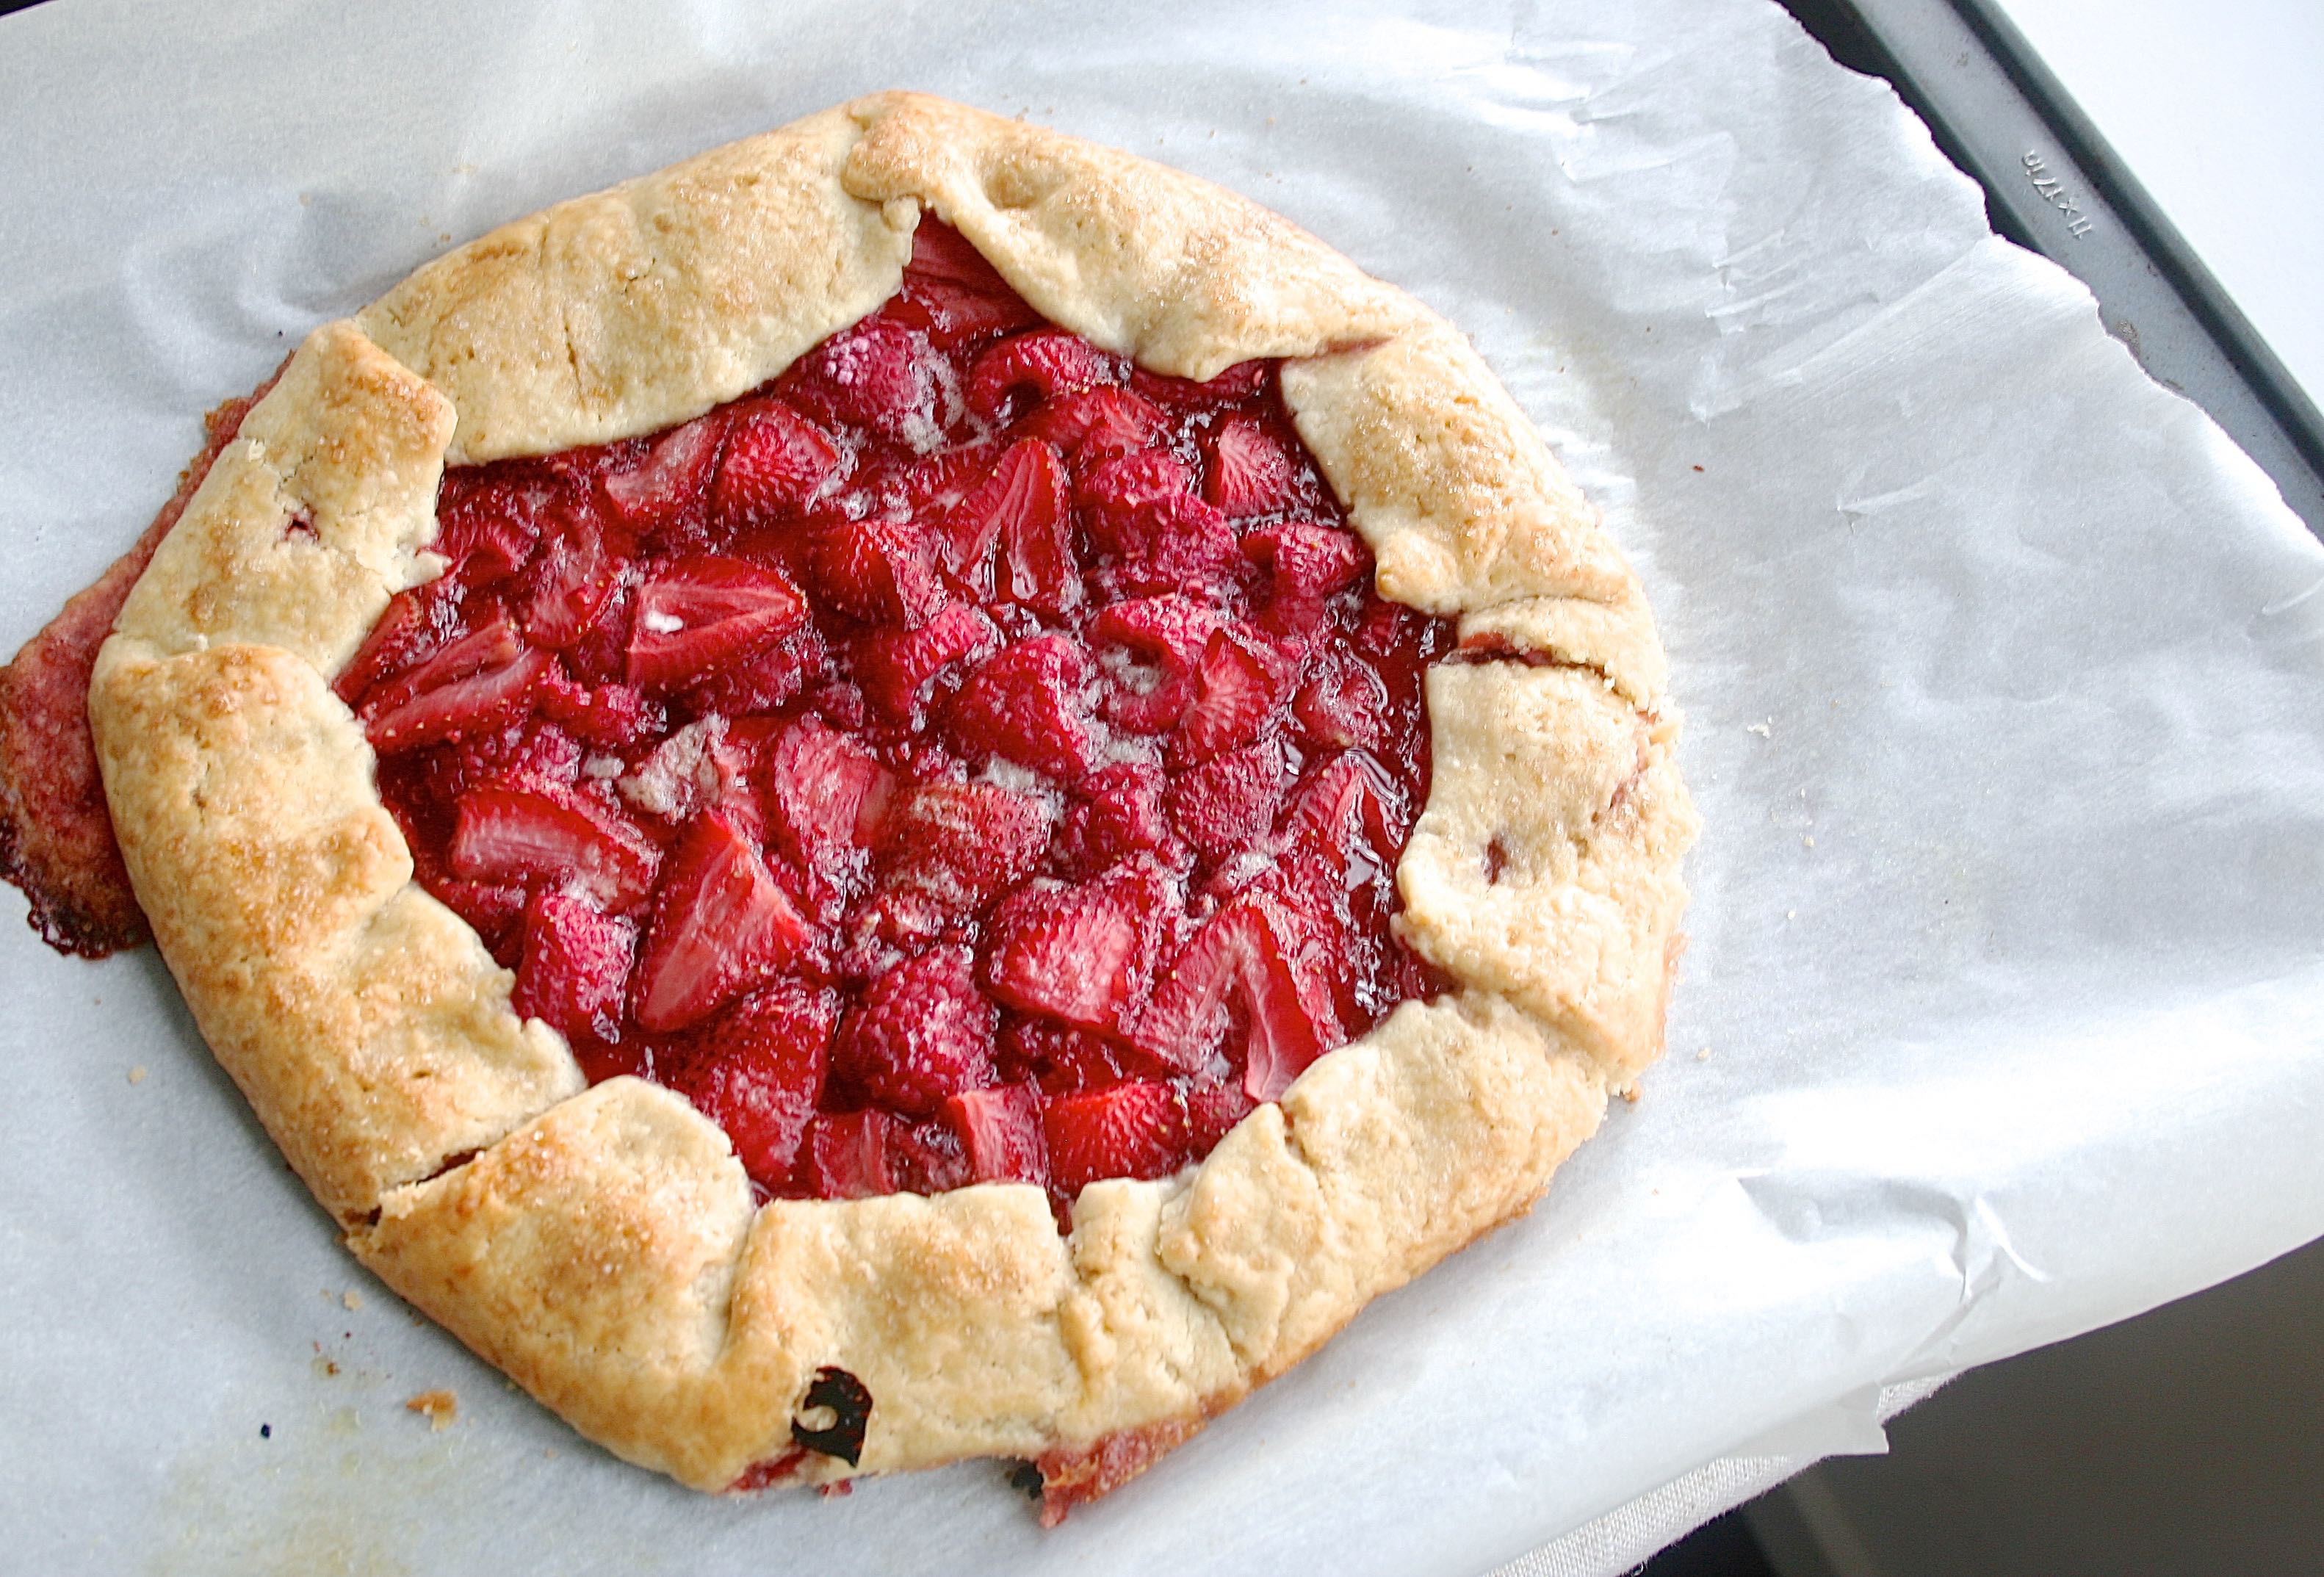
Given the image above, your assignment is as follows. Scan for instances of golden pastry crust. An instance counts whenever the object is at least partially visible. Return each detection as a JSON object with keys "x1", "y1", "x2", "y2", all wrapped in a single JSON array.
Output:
[{"x1": 89, "y1": 92, "x2": 1697, "y2": 1502}]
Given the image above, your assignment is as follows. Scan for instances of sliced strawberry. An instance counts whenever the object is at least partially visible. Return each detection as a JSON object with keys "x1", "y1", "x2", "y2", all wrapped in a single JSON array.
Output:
[
  {"x1": 997, "y1": 1016, "x2": 1171, "y2": 1094},
  {"x1": 512, "y1": 889, "x2": 637, "y2": 1043},
  {"x1": 1129, "y1": 359, "x2": 1272, "y2": 408},
  {"x1": 335, "y1": 575, "x2": 463, "y2": 707},
  {"x1": 945, "y1": 634, "x2": 1100, "y2": 781},
  {"x1": 981, "y1": 867, "x2": 1174, "y2": 1034},
  {"x1": 447, "y1": 717, "x2": 583, "y2": 798},
  {"x1": 878, "y1": 436, "x2": 1004, "y2": 519},
  {"x1": 719, "y1": 713, "x2": 787, "y2": 768},
  {"x1": 440, "y1": 513, "x2": 537, "y2": 592},
  {"x1": 634, "y1": 811, "x2": 818, "y2": 1033},
  {"x1": 790, "y1": 316, "x2": 944, "y2": 447},
  {"x1": 519, "y1": 517, "x2": 625, "y2": 651},
  {"x1": 433, "y1": 876, "x2": 527, "y2": 955},
  {"x1": 1235, "y1": 850, "x2": 1348, "y2": 981},
  {"x1": 1284, "y1": 748, "x2": 1404, "y2": 858},
  {"x1": 1182, "y1": 1078, "x2": 1259, "y2": 1154},
  {"x1": 807, "y1": 515, "x2": 948, "y2": 628},
  {"x1": 1205, "y1": 414, "x2": 1310, "y2": 518},
  {"x1": 448, "y1": 784, "x2": 661, "y2": 911},
  {"x1": 1165, "y1": 738, "x2": 1289, "y2": 865},
  {"x1": 967, "y1": 328, "x2": 1118, "y2": 422},
  {"x1": 367, "y1": 646, "x2": 551, "y2": 755},
  {"x1": 709, "y1": 400, "x2": 840, "y2": 528},
  {"x1": 1042, "y1": 1081, "x2": 1187, "y2": 1199},
  {"x1": 1089, "y1": 595, "x2": 1224, "y2": 735},
  {"x1": 1057, "y1": 761, "x2": 1178, "y2": 878},
  {"x1": 707, "y1": 723, "x2": 780, "y2": 846},
  {"x1": 1354, "y1": 594, "x2": 1440, "y2": 663},
  {"x1": 1177, "y1": 627, "x2": 1299, "y2": 763},
  {"x1": 853, "y1": 602, "x2": 1001, "y2": 727},
  {"x1": 626, "y1": 555, "x2": 807, "y2": 692},
  {"x1": 1244, "y1": 521, "x2": 1368, "y2": 602},
  {"x1": 605, "y1": 414, "x2": 726, "y2": 538},
  {"x1": 538, "y1": 673, "x2": 661, "y2": 750},
  {"x1": 1075, "y1": 450, "x2": 1197, "y2": 552},
  {"x1": 764, "y1": 715, "x2": 895, "y2": 901},
  {"x1": 563, "y1": 579, "x2": 637, "y2": 687},
  {"x1": 889, "y1": 1119, "x2": 973, "y2": 1195},
  {"x1": 937, "y1": 439, "x2": 1078, "y2": 616},
  {"x1": 1102, "y1": 492, "x2": 1244, "y2": 602},
  {"x1": 1291, "y1": 652, "x2": 1390, "y2": 751},
  {"x1": 933, "y1": 444, "x2": 1019, "y2": 595},
  {"x1": 1091, "y1": 594, "x2": 1224, "y2": 670},
  {"x1": 1263, "y1": 756, "x2": 1404, "y2": 1023},
  {"x1": 1017, "y1": 387, "x2": 1166, "y2": 462},
  {"x1": 434, "y1": 469, "x2": 562, "y2": 586},
  {"x1": 945, "y1": 1083, "x2": 1050, "y2": 1187},
  {"x1": 899, "y1": 220, "x2": 992, "y2": 287},
  {"x1": 876, "y1": 780, "x2": 1053, "y2": 916},
  {"x1": 685, "y1": 624, "x2": 829, "y2": 718},
  {"x1": 832, "y1": 945, "x2": 996, "y2": 1117},
  {"x1": 1133, "y1": 895, "x2": 1343, "y2": 1099},
  {"x1": 799, "y1": 1110, "x2": 902, "y2": 1199},
  {"x1": 999, "y1": 496, "x2": 1080, "y2": 619},
  {"x1": 843, "y1": 887, "x2": 950, "y2": 964},
  {"x1": 361, "y1": 616, "x2": 521, "y2": 721},
  {"x1": 895, "y1": 220, "x2": 1041, "y2": 349},
  {"x1": 669, "y1": 981, "x2": 836, "y2": 1189}
]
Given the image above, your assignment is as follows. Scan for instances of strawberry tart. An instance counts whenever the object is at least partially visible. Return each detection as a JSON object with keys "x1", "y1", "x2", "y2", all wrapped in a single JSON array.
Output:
[{"x1": 70, "y1": 93, "x2": 1697, "y2": 1517}]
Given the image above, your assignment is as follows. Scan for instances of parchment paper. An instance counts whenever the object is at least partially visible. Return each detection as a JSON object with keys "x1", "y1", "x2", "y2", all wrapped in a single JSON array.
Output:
[{"x1": 3, "y1": 1, "x2": 2320, "y2": 1574}]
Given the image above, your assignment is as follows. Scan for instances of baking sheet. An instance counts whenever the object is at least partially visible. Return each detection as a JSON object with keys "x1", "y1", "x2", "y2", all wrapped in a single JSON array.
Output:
[{"x1": 4, "y1": 1, "x2": 2322, "y2": 1573}]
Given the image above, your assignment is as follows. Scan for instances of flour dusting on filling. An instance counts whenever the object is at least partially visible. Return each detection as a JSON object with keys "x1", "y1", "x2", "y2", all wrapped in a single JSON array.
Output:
[{"x1": 345, "y1": 222, "x2": 1454, "y2": 1219}]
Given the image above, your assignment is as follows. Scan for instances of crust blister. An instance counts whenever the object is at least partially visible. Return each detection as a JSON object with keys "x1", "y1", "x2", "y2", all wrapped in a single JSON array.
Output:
[{"x1": 91, "y1": 91, "x2": 1695, "y2": 1501}]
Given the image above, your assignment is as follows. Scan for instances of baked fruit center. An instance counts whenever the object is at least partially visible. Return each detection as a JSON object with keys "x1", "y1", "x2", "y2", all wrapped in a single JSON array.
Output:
[{"x1": 346, "y1": 221, "x2": 1454, "y2": 1218}]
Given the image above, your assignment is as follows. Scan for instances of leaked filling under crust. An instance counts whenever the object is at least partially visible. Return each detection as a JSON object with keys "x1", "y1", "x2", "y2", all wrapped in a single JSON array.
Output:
[{"x1": 346, "y1": 221, "x2": 1454, "y2": 1219}]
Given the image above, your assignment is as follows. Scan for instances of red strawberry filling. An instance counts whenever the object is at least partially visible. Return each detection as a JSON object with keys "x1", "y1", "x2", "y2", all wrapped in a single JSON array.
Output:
[{"x1": 355, "y1": 221, "x2": 1454, "y2": 1222}]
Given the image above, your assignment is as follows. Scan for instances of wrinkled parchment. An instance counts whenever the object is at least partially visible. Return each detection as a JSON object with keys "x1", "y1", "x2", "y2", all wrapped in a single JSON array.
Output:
[{"x1": 2, "y1": 1, "x2": 2320, "y2": 1573}]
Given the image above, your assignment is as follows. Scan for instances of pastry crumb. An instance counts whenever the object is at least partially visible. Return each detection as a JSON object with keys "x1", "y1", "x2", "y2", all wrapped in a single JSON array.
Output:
[
  {"x1": 1695, "y1": 1046, "x2": 1712, "y2": 1061},
  {"x1": 1802, "y1": 835, "x2": 1816, "y2": 848},
  {"x1": 1786, "y1": 909, "x2": 1797, "y2": 920},
  {"x1": 406, "y1": 1390, "x2": 458, "y2": 1431},
  {"x1": 1746, "y1": 719, "x2": 1772, "y2": 737},
  {"x1": 342, "y1": 1289, "x2": 364, "y2": 1311},
  {"x1": 127, "y1": 1065, "x2": 147, "y2": 1085}
]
